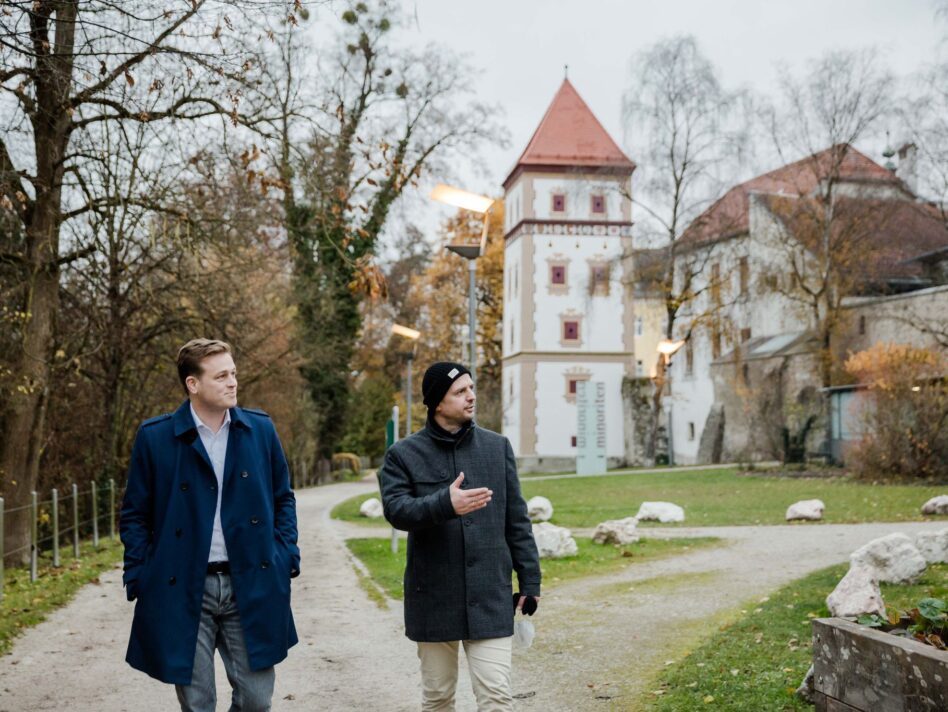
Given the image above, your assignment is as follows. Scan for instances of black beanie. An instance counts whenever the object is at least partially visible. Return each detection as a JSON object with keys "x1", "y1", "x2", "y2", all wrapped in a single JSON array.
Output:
[{"x1": 422, "y1": 362, "x2": 472, "y2": 409}]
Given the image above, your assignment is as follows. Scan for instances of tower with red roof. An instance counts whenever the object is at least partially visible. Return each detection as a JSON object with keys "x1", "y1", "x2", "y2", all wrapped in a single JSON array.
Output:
[{"x1": 501, "y1": 79, "x2": 636, "y2": 468}]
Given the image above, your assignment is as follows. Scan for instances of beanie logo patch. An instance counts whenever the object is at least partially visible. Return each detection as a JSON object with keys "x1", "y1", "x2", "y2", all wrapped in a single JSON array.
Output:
[{"x1": 448, "y1": 368, "x2": 459, "y2": 379}]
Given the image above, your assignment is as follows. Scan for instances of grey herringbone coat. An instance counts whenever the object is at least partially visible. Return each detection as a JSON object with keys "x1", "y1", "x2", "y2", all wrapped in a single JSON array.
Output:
[{"x1": 379, "y1": 422, "x2": 541, "y2": 642}]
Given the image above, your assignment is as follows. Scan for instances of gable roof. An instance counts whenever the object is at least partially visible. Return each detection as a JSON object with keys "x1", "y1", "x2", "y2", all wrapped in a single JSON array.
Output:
[
  {"x1": 503, "y1": 79, "x2": 635, "y2": 188},
  {"x1": 681, "y1": 145, "x2": 906, "y2": 245}
]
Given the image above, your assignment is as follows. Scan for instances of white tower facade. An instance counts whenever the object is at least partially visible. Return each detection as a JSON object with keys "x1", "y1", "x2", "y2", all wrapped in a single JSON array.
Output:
[{"x1": 501, "y1": 80, "x2": 636, "y2": 469}]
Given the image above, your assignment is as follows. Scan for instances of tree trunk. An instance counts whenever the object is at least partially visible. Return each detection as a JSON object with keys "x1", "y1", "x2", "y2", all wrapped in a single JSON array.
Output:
[{"x1": 1, "y1": 257, "x2": 59, "y2": 564}]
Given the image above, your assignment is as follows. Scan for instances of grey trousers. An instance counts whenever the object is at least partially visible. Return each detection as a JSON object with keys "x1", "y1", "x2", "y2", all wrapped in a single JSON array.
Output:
[{"x1": 175, "y1": 573, "x2": 275, "y2": 712}]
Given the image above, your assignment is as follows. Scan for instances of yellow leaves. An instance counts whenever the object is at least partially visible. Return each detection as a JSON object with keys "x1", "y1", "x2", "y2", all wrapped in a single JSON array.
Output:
[{"x1": 844, "y1": 342, "x2": 944, "y2": 389}]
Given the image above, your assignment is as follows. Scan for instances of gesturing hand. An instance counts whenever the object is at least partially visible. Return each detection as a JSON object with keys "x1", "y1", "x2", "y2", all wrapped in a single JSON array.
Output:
[{"x1": 449, "y1": 472, "x2": 492, "y2": 516}]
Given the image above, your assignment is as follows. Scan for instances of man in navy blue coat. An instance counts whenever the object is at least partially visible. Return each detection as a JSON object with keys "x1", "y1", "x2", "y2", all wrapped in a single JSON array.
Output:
[{"x1": 120, "y1": 338, "x2": 299, "y2": 712}]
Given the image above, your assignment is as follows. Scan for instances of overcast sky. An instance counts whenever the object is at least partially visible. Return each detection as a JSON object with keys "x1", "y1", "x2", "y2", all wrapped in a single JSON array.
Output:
[{"x1": 323, "y1": 0, "x2": 948, "y2": 246}]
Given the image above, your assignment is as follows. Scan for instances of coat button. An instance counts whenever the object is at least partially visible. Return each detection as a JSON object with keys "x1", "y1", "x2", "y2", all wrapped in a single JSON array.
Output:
[
  {"x1": 250, "y1": 516, "x2": 259, "y2": 525},
  {"x1": 169, "y1": 576, "x2": 176, "y2": 585},
  {"x1": 467, "y1": 560, "x2": 474, "y2": 567},
  {"x1": 241, "y1": 471, "x2": 249, "y2": 478},
  {"x1": 464, "y1": 519, "x2": 472, "y2": 526},
  {"x1": 260, "y1": 560, "x2": 270, "y2": 569},
  {"x1": 180, "y1": 482, "x2": 189, "y2": 491},
  {"x1": 175, "y1": 528, "x2": 183, "y2": 538},
  {"x1": 210, "y1": 483, "x2": 217, "y2": 491}
]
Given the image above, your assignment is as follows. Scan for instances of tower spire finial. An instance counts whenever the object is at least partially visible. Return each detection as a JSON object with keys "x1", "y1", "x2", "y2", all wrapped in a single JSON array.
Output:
[{"x1": 564, "y1": 64, "x2": 569, "y2": 80}]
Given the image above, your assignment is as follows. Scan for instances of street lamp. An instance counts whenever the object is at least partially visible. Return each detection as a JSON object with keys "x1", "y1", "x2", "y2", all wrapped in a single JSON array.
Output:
[
  {"x1": 391, "y1": 323, "x2": 421, "y2": 435},
  {"x1": 429, "y1": 183, "x2": 495, "y2": 376},
  {"x1": 655, "y1": 338, "x2": 686, "y2": 466}
]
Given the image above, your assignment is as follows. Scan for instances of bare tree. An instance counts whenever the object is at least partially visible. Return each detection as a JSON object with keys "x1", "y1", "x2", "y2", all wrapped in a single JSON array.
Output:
[
  {"x1": 0, "y1": 0, "x2": 283, "y2": 561},
  {"x1": 760, "y1": 50, "x2": 896, "y2": 388},
  {"x1": 621, "y1": 35, "x2": 751, "y2": 463}
]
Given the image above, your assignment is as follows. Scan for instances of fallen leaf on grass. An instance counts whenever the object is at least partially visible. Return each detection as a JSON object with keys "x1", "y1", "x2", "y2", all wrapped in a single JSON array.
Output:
[{"x1": 703, "y1": 695, "x2": 715, "y2": 703}]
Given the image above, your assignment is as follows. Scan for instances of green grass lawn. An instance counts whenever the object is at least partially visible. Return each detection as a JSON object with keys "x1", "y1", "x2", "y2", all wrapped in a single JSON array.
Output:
[
  {"x1": 345, "y1": 535, "x2": 721, "y2": 601},
  {"x1": 1, "y1": 539, "x2": 124, "y2": 656},
  {"x1": 522, "y1": 469, "x2": 948, "y2": 528},
  {"x1": 332, "y1": 468, "x2": 948, "y2": 529},
  {"x1": 645, "y1": 562, "x2": 948, "y2": 711}
]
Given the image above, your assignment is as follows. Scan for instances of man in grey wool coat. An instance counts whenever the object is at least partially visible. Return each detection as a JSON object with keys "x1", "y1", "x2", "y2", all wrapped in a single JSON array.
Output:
[{"x1": 379, "y1": 361, "x2": 541, "y2": 711}]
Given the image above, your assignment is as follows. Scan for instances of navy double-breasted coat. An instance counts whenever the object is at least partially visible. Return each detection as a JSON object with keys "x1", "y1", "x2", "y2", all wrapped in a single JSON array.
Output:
[{"x1": 120, "y1": 400, "x2": 300, "y2": 685}]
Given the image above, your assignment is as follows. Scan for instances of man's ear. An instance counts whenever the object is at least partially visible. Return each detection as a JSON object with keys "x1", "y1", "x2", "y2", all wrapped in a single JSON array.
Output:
[{"x1": 186, "y1": 375, "x2": 199, "y2": 395}]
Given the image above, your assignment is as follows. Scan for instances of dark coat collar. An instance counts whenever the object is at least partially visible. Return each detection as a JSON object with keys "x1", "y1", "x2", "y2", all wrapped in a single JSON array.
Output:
[
  {"x1": 424, "y1": 414, "x2": 475, "y2": 446},
  {"x1": 172, "y1": 399, "x2": 253, "y2": 438}
]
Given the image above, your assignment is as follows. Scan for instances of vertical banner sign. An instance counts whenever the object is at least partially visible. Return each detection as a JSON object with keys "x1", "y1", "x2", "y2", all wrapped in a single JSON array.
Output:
[{"x1": 576, "y1": 381, "x2": 607, "y2": 475}]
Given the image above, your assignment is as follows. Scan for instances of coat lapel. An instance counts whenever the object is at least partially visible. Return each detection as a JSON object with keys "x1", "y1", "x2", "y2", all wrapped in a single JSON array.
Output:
[{"x1": 172, "y1": 400, "x2": 214, "y2": 477}]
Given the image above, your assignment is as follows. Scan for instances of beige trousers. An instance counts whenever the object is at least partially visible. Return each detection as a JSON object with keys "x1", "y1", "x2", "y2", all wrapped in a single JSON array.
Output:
[{"x1": 416, "y1": 636, "x2": 513, "y2": 712}]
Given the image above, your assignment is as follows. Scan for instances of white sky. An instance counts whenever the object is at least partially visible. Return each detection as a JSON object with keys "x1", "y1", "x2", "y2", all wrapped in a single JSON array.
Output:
[{"x1": 393, "y1": 0, "x2": 945, "y2": 231}]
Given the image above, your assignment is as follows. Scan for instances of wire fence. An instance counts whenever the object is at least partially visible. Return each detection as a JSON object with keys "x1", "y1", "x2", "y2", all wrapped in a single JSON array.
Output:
[
  {"x1": 0, "y1": 480, "x2": 122, "y2": 603},
  {"x1": 0, "y1": 458, "x2": 335, "y2": 603}
]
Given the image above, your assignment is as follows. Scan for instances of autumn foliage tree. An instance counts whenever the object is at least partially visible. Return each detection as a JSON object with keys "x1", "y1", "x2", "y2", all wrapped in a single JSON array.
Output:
[
  {"x1": 844, "y1": 343, "x2": 948, "y2": 481},
  {"x1": 0, "y1": 0, "x2": 286, "y2": 561}
]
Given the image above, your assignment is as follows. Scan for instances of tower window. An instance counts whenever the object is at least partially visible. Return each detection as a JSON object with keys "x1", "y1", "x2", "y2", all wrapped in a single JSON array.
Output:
[
  {"x1": 563, "y1": 320, "x2": 579, "y2": 341},
  {"x1": 571, "y1": 436, "x2": 577, "y2": 447},
  {"x1": 551, "y1": 265, "x2": 566, "y2": 285},
  {"x1": 591, "y1": 194, "x2": 605, "y2": 214},
  {"x1": 739, "y1": 256, "x2": 750, "y2": 296},
  {"x1": 740, "y1": 327, "x2": 752, "y2": 343},
  {"x1": 688, "y1": 422, "x2": 695, "y2": 441},
  {"x1": 589, "y1": 263, "x2": 610, "y2": 296},
  {"x1": 635, "y1": 316, "x2": 643, "y2": 336},
  {"x1": 552, "y1": 194, "x2": 566, "y2": 212},
  {"x1": 685, "y1": 340, "x2": 694, "y2": 376},
  {"x1": 858, "y1": 315, "x2": 866, "y2": 335}
]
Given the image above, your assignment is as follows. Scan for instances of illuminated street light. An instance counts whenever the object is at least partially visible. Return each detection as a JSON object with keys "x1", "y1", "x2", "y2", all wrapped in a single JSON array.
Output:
[
  {"x1": 429, "y1": 183, "x2": 495, "y2": 375},
  {"x1": 392, "y1": 323, "x2": 421, "y2": 435}
]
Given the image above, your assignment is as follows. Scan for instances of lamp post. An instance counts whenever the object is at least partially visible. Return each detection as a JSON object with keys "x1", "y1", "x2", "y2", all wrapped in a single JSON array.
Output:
[
  {"x1": 429, "y1": 183, "x2": 494, "y2": 377},
  {"x1": 655, "y1": 339, "x2": 685, "y2": 466},
  {"x1": 392, "y1": 323, "x2": 421, "y2": 435}
]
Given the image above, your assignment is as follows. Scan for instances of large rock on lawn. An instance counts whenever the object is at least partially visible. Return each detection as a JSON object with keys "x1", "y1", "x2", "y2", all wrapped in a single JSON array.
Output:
[
  {"x1": 527, "y1": 495, "x2": 553, "y2": 522},
  {"x1": 359, "y1": 497, "x2": 384, "y2": 518},
  {"x1": 916, "y1": 529, "x2": 948, "y2": 564},
  {"x1": 592, "y1": 517, "x2": 640, "y2": 545},
  {"x1": 850, "y1": 533, "x2": 927, "y2": 584},
  {"x1": 825, "y1": 566, "x2": 885, "y2": 617},
  {"x1": 532, "y1": 522, "x2": 578, "y2": 558},
  {"x1": 921, "y1": 495, "x2": 948, "y2": 516},
  {"x1": 635, "y1": 501, "x2": 685, "y2": 523},
  {"x1": 785, "y1": 499, "x2": 824, "y2": 521}
]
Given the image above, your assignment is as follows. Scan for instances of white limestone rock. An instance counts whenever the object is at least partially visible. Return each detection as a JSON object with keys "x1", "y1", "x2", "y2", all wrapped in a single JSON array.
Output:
[
  {"x1": 825, "y1": 566, "x2": 885, "y2": 618},
  {"x1": 635, "y1": 501, "x2": 685, "y2": 523},
  {"x1": 850, "y1": 533, "x2": 927, "y2": 584},
  {"x1": 359, "y1": 497, "x2": 384, "y2": 519},
  {"x1": 785, "y1": 499, "x2": 825, "y2": 521},
  {"x1": 915, "y1": 529, "x2": 948, "y2": 564},
  {"x1": 532, "y1": 522, "x2": 578, "y2": 559},
  {"x1": 527, "y1": 496, "x2": 554, "y2": 523},
  {"x1": 592, "y1": 517, "x2": 640, "y2": 545},
  {"x1": 921, "y1": 495, "x2": 948, "y2": 516}
]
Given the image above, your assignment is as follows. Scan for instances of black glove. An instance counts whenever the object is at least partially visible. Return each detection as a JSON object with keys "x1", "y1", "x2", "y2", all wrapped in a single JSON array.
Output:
[{"x1": 512, "y1": 592, "x2": 538, "y2": 616}]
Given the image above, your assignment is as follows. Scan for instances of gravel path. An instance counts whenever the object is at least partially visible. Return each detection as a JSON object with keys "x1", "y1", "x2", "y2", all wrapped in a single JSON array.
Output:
[{"x1": 3, "y1": 479, "x2": 945, "y2": 711}]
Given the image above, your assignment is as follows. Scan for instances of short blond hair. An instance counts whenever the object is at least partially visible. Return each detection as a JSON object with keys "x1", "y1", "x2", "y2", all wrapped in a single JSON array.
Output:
[{"x1": 176, "y1": 339, "x2": 232, "y2": 394}]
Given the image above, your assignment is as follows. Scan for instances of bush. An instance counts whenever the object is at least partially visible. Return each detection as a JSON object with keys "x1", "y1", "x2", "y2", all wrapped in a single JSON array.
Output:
[{"x1": 844, "y1": 343, "x2": 948, "y2": 481}]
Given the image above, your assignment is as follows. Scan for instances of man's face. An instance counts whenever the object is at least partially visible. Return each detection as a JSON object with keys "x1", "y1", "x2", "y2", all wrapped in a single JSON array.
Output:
[
  {"x1": 435, "y1": 374, "x2": 476, "y2": 427},
  {"x1": 187, "y1": 352, "x2": 238, "y2": 412}
]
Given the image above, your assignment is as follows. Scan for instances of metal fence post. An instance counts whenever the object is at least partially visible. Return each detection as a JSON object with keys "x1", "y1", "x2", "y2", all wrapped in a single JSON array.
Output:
[
  {"x1": 109, "y1": 478, "x2": 116, "y2": 540},
  {"x1": 71, "y1": 483, "x2": 80, "y2": 558},
  {"x1": 52, "y1": 488, "x2": 60, "y2": 567},
  {"x1": 0, "y1": 496, "x2": 5, "y2": 602},
  {"x1": 30, "y1": 491, "x2": 38, "y2": 582},
  {"x1": 91, "y1": 481, "x2": 99, "y2": 548}
]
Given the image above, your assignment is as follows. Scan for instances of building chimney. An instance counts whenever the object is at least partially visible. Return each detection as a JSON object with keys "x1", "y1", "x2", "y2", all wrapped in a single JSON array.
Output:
[{"x1": 896, "y1": 143, "x2": 918, "y2": 195}]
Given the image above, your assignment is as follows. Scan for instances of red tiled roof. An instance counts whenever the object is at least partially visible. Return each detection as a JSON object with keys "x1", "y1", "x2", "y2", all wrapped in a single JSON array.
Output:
[
  {"x1": 503, "y1": 79, "x2": 635, "y2": 187},
  {"x1": 682, "y1": 145, "x2": 906, "y2": 244},
  {"x1": 761, "y1": 195, "x2": 948, "y2": 283}
]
